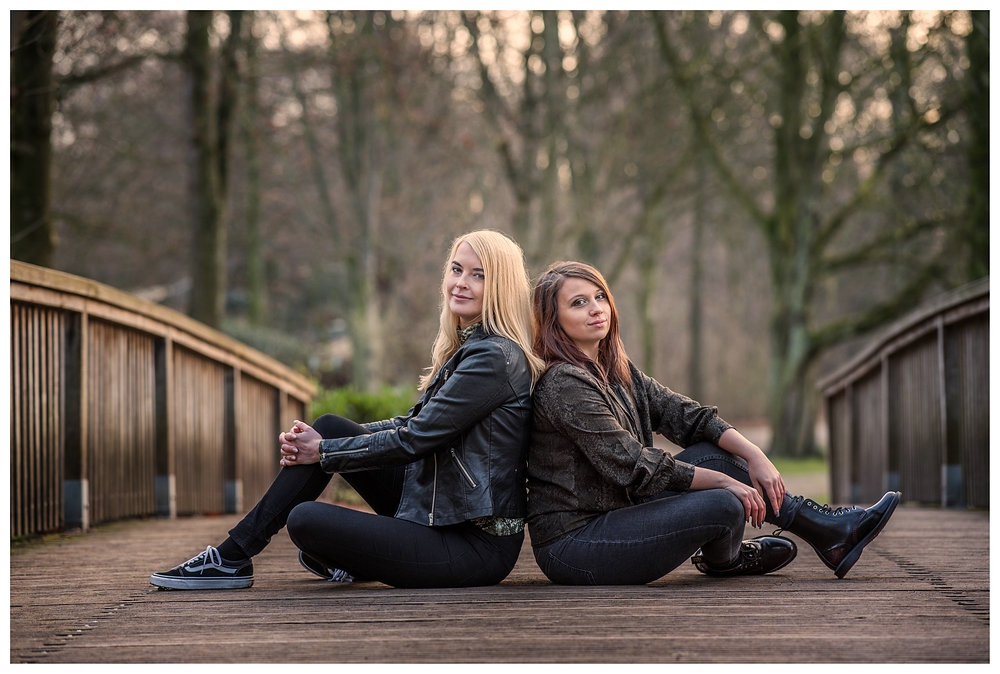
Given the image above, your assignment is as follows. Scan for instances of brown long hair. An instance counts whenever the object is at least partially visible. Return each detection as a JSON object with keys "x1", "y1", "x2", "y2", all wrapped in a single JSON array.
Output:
[{"x1": 532, "y1": 261, "x2": 632, "y2": 391}]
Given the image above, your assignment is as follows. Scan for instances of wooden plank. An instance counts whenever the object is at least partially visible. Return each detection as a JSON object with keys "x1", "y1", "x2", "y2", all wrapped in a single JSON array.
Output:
[{"x1": 8, "y1": 506, "x2": 989, "y2": 664}]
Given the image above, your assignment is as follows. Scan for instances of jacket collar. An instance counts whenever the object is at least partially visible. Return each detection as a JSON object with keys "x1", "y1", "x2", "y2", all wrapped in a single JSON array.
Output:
[{"x1": 456, "y1": 322, "x2": 484, "y2": 345}]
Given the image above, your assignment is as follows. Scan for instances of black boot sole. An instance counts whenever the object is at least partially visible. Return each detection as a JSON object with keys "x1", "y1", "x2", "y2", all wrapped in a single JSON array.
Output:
[{"x1": 833, "y1": 491, "x2": 900, "y2": 579}]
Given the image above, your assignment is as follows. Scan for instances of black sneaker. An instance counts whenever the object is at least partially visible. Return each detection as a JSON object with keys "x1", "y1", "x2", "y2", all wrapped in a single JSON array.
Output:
[
  {"x1": 150, "y1": 545, "x2": 254, "y2": 590},
  {"x1": 298, "y1": 550, "x2": 353, "y2": 583}
]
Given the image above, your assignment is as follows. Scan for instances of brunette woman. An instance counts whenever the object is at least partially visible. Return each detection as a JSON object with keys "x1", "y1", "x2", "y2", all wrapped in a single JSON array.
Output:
[
  {"x1": 151, "y1": 230, "x2": 545, "y2": 589},
  {"x1": 525, "y1": 261, "x2": 899, "y2": 585}
]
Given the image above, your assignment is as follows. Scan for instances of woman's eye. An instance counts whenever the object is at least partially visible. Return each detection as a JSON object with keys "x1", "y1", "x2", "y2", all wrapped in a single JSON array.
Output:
[
  {"x1": 474, "y1": 273, "x2": 485, "y2": 280},
  {"x1": 452, "y1": 266, "x2": 462, "y2": 274}
]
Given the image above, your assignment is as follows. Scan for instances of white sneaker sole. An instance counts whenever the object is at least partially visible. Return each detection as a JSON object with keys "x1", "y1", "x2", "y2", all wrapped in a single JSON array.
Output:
[{"x1": 150, "y1": 574, "x2": 254, "y2": 590}]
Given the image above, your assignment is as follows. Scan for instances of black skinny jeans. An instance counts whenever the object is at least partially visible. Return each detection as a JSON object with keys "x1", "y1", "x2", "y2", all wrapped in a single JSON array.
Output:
[
  {"x1": 531, "y1": 441, "x2": 799, "y2": 585},
  {"x1": 227, "y1": 414, "x2": 523, "y2": 588}
]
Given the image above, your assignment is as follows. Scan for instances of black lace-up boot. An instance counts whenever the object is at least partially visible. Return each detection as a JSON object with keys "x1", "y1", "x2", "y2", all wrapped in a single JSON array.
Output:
[
  {"x1": 691, "y1": 535, "x2": 797, "y2": 577},
  {"x1": 782, "y1": 491, "x2": 900, "y2": 579}
]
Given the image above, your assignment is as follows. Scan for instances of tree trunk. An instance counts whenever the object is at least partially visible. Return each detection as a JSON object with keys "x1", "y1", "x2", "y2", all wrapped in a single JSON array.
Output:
[
  {"x1": 331, "y1": 10, "x2": 387, "y2": 391},
  {"x1": 349, "y1": 163, "x2": 384, "y2": 393},
  {"x1": 11, "y1": 11, "x2": 58, "y2": 268},
  {"x1": 964, "y1": 10, "x2": 989, "y2": 281},
  {"x1": 687, "y1": 157, "x2": 706, "y2": 402},
  {"x1": 242, "y1": 13, "x2": 266, "y2": 325},
  {"x1": 762, "y1": 11, "x2": 824, "y2": 457},
  {"x1": 185, "y1": 10, "x2": 226, "y2": 329},
  {"x1": 766, "y1": 347, "x2": 818, "y2": 458},
  {"x1": 217, "y1": 11, "x2": 242, "y2": 198},
  {"x1": 535, "y1": 10, "x2": 563, "y2": 265},
  {"x1": 765, "y1": 222, "x2": 821, "y2": 458}
]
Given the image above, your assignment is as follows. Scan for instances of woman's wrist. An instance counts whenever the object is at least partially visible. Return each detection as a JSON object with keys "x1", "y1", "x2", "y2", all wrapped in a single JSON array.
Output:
[
  {"x1": 719, "y1": 428, "x2": 766, "y2": 464},
  {"x1": 691, "y1": 466, "x2": 739, "y2": 491}
]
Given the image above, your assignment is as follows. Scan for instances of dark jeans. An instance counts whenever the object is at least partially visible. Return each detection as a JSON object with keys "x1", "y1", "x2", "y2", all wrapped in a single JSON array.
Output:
[
  {"x1": 227, "y1": 414, "x2": 523, "y2": 588},
  {"x1": 532, "y1": 442, "x2": 797, "y2": 585}
]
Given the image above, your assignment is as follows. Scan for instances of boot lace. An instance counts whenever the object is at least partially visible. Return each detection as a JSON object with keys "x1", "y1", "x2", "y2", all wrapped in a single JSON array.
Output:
[
  {"x1": 803, "y1": 498, "x2": 860, "y2": 517},
  {"x1": 769, "y1": 496, "x2": 858, "y2": 536},
  {"x1": 740, "y1": 540, "x2": 762, "y2": 561}
]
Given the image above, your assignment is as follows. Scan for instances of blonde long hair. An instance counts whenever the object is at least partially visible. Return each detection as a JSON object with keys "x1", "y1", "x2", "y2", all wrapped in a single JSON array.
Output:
[{"x1": 419, "y1": 230, "x2": 545, "y2": 390}]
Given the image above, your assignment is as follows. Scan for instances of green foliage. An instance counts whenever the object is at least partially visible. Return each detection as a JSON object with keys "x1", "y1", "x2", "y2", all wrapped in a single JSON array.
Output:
[
  {"x1": 309, "y1": 385, "x2": 418, "y2": 507},
  {"x1": 770, "y1": 457, "x2": 828, "y2": 476},
  {"x1": 309, "y1": 385, "x2": 417, "y2": 424}
]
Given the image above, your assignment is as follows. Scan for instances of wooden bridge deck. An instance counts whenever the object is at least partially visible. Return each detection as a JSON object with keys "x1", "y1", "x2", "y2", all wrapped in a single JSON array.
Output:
[{"x1": 9, "y1": 505, "x2": 989, "y2": 663}]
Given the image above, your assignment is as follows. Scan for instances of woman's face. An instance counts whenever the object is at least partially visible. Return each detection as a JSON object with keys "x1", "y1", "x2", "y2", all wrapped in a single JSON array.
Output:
[
  {"x1": 447, "y1": 241, "x2": 485, "y2": 328},
  {"x1": 556, "y1": 277, "x2": 610, "y2": 360}
]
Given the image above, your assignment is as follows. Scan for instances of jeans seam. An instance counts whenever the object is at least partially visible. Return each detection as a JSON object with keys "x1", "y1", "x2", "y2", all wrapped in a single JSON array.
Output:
[{"x1": 685, "y1": 454, "x2": 747, "y2": 471}]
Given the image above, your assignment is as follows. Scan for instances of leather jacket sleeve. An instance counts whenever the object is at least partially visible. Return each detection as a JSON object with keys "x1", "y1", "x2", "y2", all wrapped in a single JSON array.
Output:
[
  {"x1": 318, "y1": 338, "x2": 512, "y2": 473},
  {"x1": 361, "y1": 413, "x2": 411, "y2": 433}
]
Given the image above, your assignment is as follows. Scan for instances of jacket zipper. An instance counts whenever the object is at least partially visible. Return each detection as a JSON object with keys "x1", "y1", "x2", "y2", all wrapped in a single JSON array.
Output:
[
  {"x1": 322, "y1": 446, "x2": 369, "y2": 457},
  {"x1": 450, "y1": 448, "x2": 478, "y2": 488},
  {"x1": 429, "y1": 453, "x2": 438, "y2": 525}
]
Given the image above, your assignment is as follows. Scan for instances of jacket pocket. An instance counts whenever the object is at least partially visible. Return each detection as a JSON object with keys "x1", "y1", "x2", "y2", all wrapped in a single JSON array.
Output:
[{"x1": 450, "y1": 448, "x2": 478, "y2": 488}]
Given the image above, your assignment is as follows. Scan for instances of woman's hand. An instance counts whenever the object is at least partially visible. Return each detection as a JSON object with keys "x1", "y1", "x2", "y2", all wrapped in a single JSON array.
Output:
[
  {"x1": 722, "y1": 479, "x2": 768, "y2": 529},
  {"x1": 717, "y1": 428, "x2": 786, "y2": 517},
  {"x1": 746, "y1": 453, "x2": 786, "y2": 517},
  {"x1": 689, "y1": 466, "x2": 767, "y2": 528},
  {"x1": 278, "y1": 420, "x2": 322, "y2": 467}
]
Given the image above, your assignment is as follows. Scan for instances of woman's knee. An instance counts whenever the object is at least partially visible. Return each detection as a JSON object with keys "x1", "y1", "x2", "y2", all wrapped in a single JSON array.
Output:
[
  {"x1": 705, "y1": 489, "x2": 745, "y2": 527},
  {"x1": 675, "y1": 442, "x2": 750, "y2": 480},
  {"x1": 311, "y1": 413, "x2": 365, "y2": 439},
  {"x1": 286, "y1": 501, "x2": 326, "y2": 545},
  {"x1": 676, "y1": 441, "x2": 735, "y2": 465}
]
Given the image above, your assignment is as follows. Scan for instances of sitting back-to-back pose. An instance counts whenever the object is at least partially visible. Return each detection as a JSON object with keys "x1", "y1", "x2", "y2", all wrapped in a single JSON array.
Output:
[
  {"x1": 151, "y1": 230, "x2": 545, "y2": 589},
  {"x1": 525, "y1": 261, "x2": 899, "y2": 585}
]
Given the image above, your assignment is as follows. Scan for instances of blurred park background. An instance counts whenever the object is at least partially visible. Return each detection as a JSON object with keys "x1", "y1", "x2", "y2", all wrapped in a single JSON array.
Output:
[{"x1": 10, "y1": 9, "x2": 989, "y2": 464}]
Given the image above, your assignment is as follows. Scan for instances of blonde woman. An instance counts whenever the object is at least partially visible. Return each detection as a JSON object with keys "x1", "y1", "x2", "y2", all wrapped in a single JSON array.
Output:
[{"x1": 152, "y1": 230, "x2": 544, "y2": 589}]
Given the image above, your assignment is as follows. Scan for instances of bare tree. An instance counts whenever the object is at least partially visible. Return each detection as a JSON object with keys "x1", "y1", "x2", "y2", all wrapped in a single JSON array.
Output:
[
  {"x1": 184, "y1": 10, "x2": 231, "y2": 329},
  {"x1": 656, "y1": 10, "x2": 963, "y2": 456},
  {"x1": 962, "y1": 10, "x2": 988, "y2": 282},
  {"x1": 240, "y1": 12, "x2": 266, "y2": 325},
  {"x1": 11, "y1": 11, "x2": 59, "y2": 267}
]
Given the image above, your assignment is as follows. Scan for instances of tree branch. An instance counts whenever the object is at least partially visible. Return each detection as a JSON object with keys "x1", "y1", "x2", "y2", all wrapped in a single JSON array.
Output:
[
  {"x1": 808, "y1": 260, "x2": 946, "y2": 356},
  {"x1": 56, "y1": 50, "x2": 182, "y2": 94},
  {"x1": 813, "y1": 105, "x2": 960, "y2": 254},
  {"x1": 605, "y1": 143, "x2": 695, "y2": 285},
  {"x1": 651, "y1": 12, "x2": 770, "y2": 228},
  {"x1": 817, "y1": 212, "x2": 954, "y2": 274}
]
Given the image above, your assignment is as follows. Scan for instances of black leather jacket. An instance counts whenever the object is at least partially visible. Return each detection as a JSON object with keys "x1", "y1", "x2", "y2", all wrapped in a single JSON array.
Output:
[{"x1": 318, "y1": 326, "x2": 533, "y2": 527}]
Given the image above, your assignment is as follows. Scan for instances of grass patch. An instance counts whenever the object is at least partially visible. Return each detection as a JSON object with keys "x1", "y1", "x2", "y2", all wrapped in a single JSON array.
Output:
[{"x1": 770, "y1": 457, "x2": 828, "y2": 475}]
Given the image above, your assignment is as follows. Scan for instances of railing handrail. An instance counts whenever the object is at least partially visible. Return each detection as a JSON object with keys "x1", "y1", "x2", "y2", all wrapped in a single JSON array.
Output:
[
  {"x1": 10, "y1": 260, "x2": 316, "y2": 402},
  {"x1": 817, "y1": 276, "x2": 989, "y2": 395}
]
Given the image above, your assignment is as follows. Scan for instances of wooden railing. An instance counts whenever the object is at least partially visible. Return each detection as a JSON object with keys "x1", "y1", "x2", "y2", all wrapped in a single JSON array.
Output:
[
  {"x1": 818, "y1": 277, "x2": 988, "y2": 508},
  {"x1": 10, "y1": 261, "x2": 316, "y2": 537}
]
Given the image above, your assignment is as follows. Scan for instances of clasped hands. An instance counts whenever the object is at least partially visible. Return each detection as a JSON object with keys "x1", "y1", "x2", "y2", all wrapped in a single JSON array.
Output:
[{"x1": 279, "y1": 420, "x2": 322, "y2": 467}]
